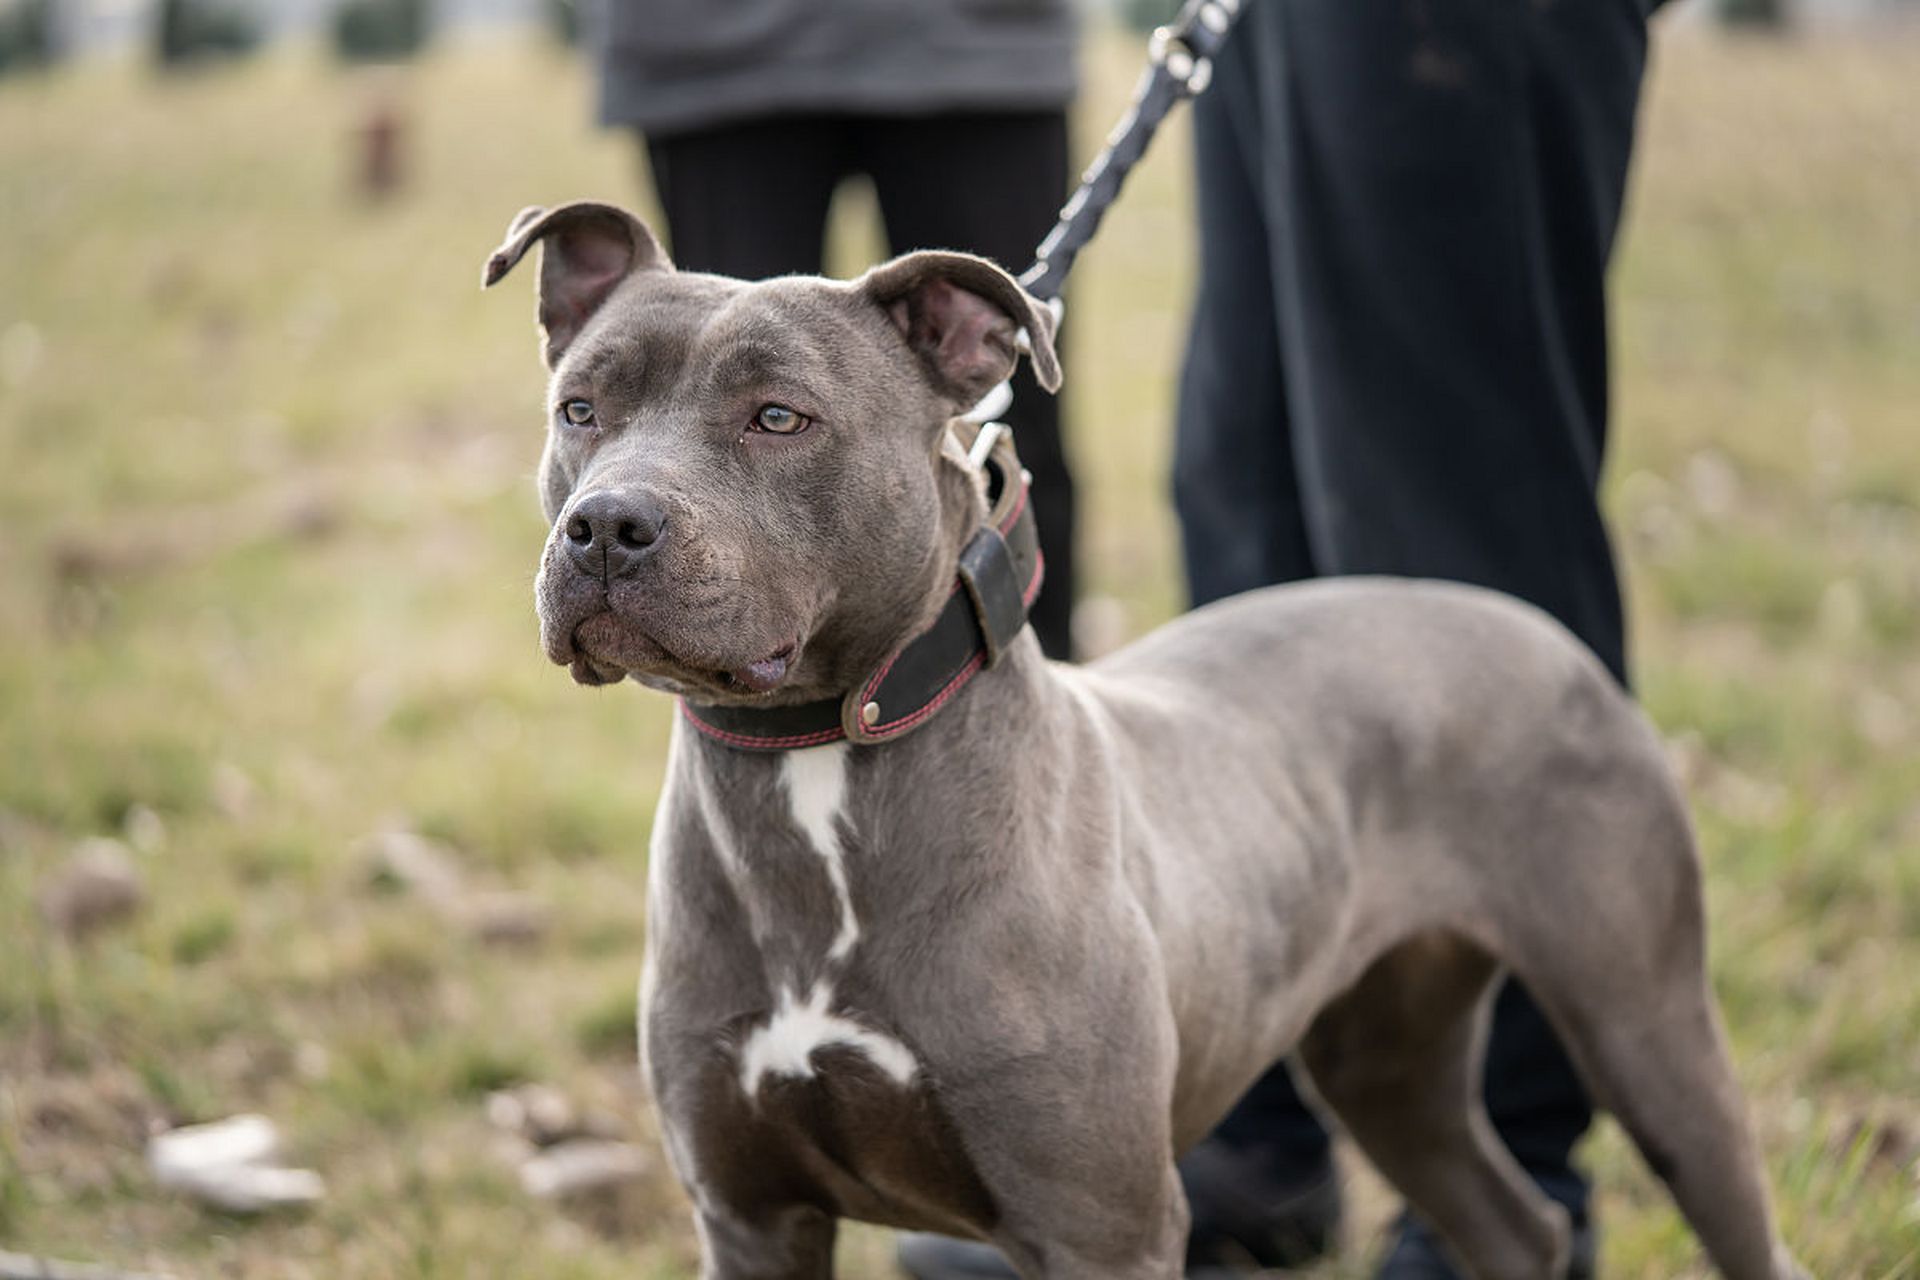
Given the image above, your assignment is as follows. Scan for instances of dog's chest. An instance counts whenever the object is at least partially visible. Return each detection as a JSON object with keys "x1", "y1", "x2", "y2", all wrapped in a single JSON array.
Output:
[
  {"x1": 648, "y1": 742, "x2": 993, "y2": 1228},
  {"x1": 684, "y1": 742, "x2": 914, "y2": 1086}
]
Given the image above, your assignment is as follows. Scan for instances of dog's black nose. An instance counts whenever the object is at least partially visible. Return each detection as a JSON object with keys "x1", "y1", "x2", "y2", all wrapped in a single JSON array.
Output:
[{"x1": 564, "y1": 489, "x2": 667, "y2": 578}]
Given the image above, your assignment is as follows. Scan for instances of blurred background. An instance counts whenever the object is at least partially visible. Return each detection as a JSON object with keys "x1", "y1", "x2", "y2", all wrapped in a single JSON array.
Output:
[{"x1": 1, "y1": 0, "x2": 1916, "y2": 1276}]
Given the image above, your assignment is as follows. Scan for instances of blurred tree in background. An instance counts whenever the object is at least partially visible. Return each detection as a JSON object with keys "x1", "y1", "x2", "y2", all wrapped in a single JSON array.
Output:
[
  {"x1": 155, "y1": 0, "x2": 258, "y2": 66},
  {"x1": 1120, "y1": 0, "x2": 1178, "y2": 35},
  {"x1": 0, "y1": 0, "x2": 55, "y2": 74},
  {"x1": 333, "y1": 0, "x2": 429, "y2": 61},
  {"x1": 1720, "y1": 0, "x2": 1790, "y2": 27},
  {"x1": 544, "y1": 0, "x2": 576, "y2": 47}
]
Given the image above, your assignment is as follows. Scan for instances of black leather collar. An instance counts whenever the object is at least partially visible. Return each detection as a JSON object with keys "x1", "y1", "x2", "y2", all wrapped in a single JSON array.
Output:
[{"x1": 681, "y1": 434, "x2": 1040, "y2": 752}]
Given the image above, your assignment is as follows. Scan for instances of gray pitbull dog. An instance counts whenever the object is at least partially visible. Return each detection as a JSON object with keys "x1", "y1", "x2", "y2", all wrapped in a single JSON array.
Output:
[{"x1": 483, "y1": 201, "x2": 1807, "y2": 1280}]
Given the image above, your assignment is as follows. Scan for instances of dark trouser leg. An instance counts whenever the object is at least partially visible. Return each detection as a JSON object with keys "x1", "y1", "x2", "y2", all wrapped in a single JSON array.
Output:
[
  {"x1": 1178, "y1": 21, "x2": 1333, "y2": 1175},
  {"x1": 1175, "y1": 22, "x2": 1318, "y2": 608},
  {"x1": 643, "y1": 116, "x2": 849, "y2": 277},
  {"x1": 1248, "y1": 0, "x2": 1640, "y2": 684},
  {"x1": 1178, "y1": 0, "x2": 1650, "y2": 1222},
  {"x1": 859, "y1": 112, "x2": 1078, "y2": 659}
]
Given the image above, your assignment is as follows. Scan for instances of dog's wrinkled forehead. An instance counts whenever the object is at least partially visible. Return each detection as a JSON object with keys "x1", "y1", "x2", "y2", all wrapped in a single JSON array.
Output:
[
  {"x1": 558, "y1": 273, "x2": 870, "y2": 413},
  {"x1": 483, "y1": 199, "x2": 1061, "y2": 436}
]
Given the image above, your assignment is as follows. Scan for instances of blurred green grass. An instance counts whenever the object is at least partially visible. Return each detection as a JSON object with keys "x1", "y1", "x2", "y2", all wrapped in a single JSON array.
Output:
[{"x1": 1, "y1": 23, "x2": 1917, "y2": 1280}]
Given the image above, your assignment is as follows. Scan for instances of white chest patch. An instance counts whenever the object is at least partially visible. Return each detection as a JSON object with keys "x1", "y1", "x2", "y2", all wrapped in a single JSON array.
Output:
[
  {"x1": 726, "y1": 742, "x2": 919, "y2": 1100},
  {"x1": 738, "y1": 981, "x2": 919, "y2": 1096},
  {"x1": 782, "y1": 741, "x2": 860, "y2": 961}
]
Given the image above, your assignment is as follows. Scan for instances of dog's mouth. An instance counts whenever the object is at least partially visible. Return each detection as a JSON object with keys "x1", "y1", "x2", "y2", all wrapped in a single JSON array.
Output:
[
  {"x1": 563, "y1": 611, "x2": 799, "y2": 699},
  {"x1": 728, "y1": 642, "x2": 796, "y2": 694}
]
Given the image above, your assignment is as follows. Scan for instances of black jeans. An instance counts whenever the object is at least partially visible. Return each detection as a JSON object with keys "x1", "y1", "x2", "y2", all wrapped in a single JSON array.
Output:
[
  {"x1": 1176, "y1": 0, "x2": 1649, "y2": 1218},
  {"x1": 643, "y1": 111, "x2": 1078, "y2": 659}
]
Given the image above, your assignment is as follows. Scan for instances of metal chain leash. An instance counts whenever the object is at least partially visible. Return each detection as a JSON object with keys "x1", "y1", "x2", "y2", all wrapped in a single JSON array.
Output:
[
  {"x1": 1019, "y1": 0, "x2": 1245, "y2": 305},
  {"x1": 966, "y1": 0, "x2": 1242, "y2": 445}
]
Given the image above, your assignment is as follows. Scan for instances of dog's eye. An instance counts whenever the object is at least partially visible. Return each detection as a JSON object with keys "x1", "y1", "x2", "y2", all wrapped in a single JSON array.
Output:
[
  {"x1": 560, "y1": 399, "x2": 595, "y2": 427},
  {"x1": 750, "y1": 404, "x2": 811, "y2": 436}
]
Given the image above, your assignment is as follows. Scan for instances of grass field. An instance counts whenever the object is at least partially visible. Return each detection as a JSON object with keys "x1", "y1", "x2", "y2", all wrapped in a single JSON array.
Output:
[{"x1": 2, "y1": 21, "x2": 1917, "y2": 1280}]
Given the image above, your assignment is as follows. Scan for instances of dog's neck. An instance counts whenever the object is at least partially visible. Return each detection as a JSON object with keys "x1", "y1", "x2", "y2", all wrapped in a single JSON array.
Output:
[{"x1": 652, "y1": 625, "x2": 1055, "y2": 1109}]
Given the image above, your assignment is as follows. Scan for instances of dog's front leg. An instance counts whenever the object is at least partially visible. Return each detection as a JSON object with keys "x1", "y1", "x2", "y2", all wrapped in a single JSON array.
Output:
[
  {"x1": 977, "y1": 1155, "x2": 1187, "y2": 1280},
  {"x1": 696, "y1": 1203, "x2": 836, "y2": 1280},
  {"x1": 1035, "y1": 1165, "x2": 1190, "y2": 1280},
  {"x1": 951, "y1": 956, "x2": 1191, "y2": 1278}
]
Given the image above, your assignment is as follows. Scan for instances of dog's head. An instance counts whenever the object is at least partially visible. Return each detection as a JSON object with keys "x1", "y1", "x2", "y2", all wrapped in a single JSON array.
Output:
[{"x1": 483, "y1": 201, "x2": 1060, "y2": 704}]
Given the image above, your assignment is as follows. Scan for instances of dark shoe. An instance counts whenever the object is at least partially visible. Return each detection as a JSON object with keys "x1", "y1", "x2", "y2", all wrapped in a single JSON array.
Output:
[
  {"x1": 896, "y1": 1139, "x2": 1340, "y2": 1280},
  {"x1": 896, "y1": 1233, "x2": 1019, "y2": 1280},
  {"x1": 1374, "y1": 1212, "x2": 1596, "y2": 1280},
  {"x1": 1180, "y1": 1137, "x2": 1342, "y2": 1271}
]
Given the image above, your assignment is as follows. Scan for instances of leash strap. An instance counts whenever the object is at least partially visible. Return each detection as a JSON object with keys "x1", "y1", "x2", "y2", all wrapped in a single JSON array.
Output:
[
  {"x1": 680, "y1": 430, "x2": 1041, "y2": 752},
  {"x1": 1020, "y1": 0, "x2": 1245, "y2": 303},
  {"x1": 682, "y1": 10, "x2": 1248, "y2": 751}
]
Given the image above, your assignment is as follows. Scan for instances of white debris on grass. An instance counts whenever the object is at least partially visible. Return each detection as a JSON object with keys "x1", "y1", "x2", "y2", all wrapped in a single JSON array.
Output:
[
  {"x1": 517, "y1": 1139, "x2": 651, "y2": 1201},
  {"x1": 147, "y1": 1114, "x2": 325, "y2": 1214},
  {"x1": 0, "y1": 1249, "x2": 176, "y2": 1280}
]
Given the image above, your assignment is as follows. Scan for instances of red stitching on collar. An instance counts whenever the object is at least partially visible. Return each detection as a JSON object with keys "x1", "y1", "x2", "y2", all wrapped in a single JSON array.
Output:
[
  {"x1": 1023, "y1": 548, "x2": 1045, "y2": 606},
  {"x1": 863, "y1": 651, "x2": 987, "y2": 738},
  {"x1": 855, "y1": 568, "x2": 974, "y2": 705},
  {"x1": 996, "y1": 482, "x2": 1028, "y2": 535},
  {"x1": 678, "y1": 703, "x2": 847, "y2": 750}
]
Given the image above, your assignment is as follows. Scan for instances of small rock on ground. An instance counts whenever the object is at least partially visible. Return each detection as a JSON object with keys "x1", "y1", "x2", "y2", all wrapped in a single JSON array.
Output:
[
  {"x1": 208, "y1": 762, "x2": 257, "y2": 820},
  {"x1": 361, "y1": 828, "x2": 549, "y2": 948},
  {"x1": 486, "y1": 1083, "x2": 624, "y2": 1147},
  {"x1": 38, "y1": 839, "x2": 144, "y2": 937},
  {"x1": 361, "y1": 828, "x2": 467, "y2": 906},
  {"x1": 518, "y1": 1139, "x2": 651, "y2": 1200},
  {"x1": 487, "y1": 1083, "x2": 577, "y2": 1147},
  {"x1": 463, "y1": 889, "x2": 548, "y2": 946},
  {"x1": 122, "y1": 804, "x2": 167, "y2": 853}
]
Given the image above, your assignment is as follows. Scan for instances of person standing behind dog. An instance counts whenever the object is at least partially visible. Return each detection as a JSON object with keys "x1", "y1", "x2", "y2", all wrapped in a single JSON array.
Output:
[
  {"x1": 590, "y1": 0, "x2": 1081, "y2": 660},
  {"x1": 1166, "y1": 2, "x2": 1663, "y2": 1277},
  {"x1": 903, "y1": 3, "x2": 1655, "y2": 1279}
]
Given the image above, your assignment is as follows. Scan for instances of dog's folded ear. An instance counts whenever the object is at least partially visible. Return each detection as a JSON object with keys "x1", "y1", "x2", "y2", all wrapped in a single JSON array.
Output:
[
  {"x1": 860, "y1": 251, "x2": 1062, "y2": 408},
  {"x1": 482, "y1": 201, "x2": 671, "y2": 365}
]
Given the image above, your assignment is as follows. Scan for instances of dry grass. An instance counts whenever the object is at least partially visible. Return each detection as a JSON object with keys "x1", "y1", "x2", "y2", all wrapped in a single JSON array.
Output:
[{"x1": 1, "y1": 22, "x2": 1916, "y2": 1279}]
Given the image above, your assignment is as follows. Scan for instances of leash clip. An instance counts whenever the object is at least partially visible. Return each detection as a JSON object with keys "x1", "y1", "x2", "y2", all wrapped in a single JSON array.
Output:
[
  {"x1": 966, "y1": 421, "x2": 1009, "y2": 470},
  {"x1": 1150, "y1": 22, "x2": 1214, "y2": 96},
  {"x1": 962, "y1": 380, "x2": 1014, "y2": 425}
]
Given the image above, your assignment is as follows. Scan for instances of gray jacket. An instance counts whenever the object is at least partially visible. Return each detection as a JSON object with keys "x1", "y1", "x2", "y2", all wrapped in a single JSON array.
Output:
[{"x1": 593, "y1": 0, "x2": 1079, "y2": 136}]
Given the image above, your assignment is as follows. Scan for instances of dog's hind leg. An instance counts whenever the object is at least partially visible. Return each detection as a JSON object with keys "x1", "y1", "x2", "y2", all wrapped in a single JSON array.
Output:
[
  {"x1": 1299, "y1": 932, "x2": 1570, "y2": 1280},
  {"x1": 1541, "y1": 988, "x2": 1806, "y2": 1280},
  {"x1": 1507, "y1": 801, "x2": 1808, "y2": 1280}
]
